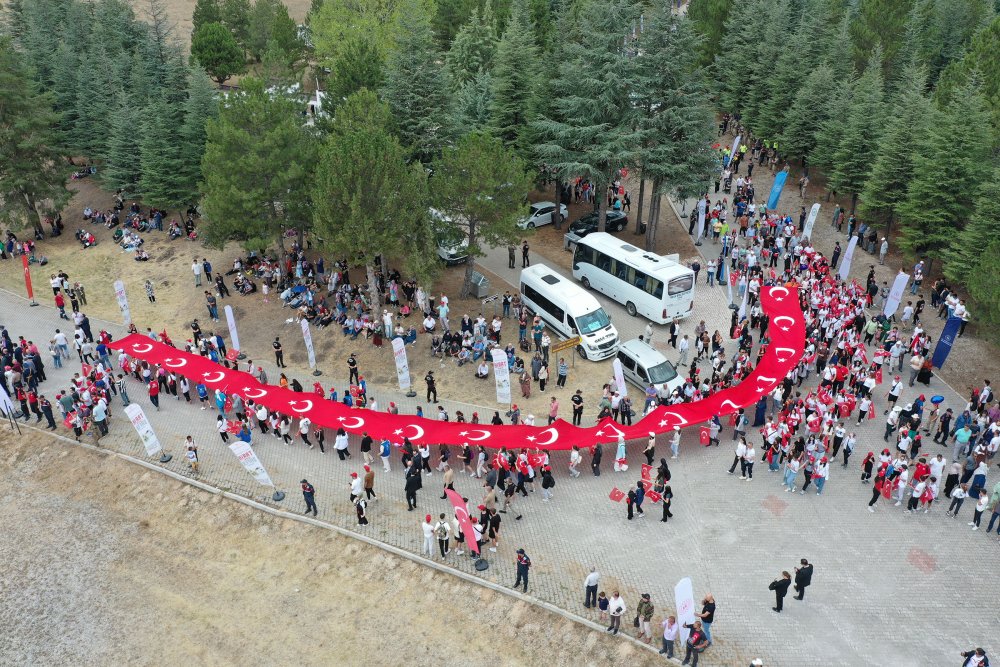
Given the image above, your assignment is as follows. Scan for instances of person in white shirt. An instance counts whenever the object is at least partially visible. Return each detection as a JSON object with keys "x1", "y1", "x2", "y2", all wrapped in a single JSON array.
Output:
[
  {"x1": 569, "y1": 446, "x2": 582, "y2": 478},
  {"x1": 729, "y1": 439, "x2": 747, "y2": 476},
  {"x1": 970, "y1": 490, "x2": 988, "y2": 529},
  {"x1": 584, "y1": 568, "x2": 600, "y2": 608},
  {"x1": 744, "y1": 443, "x2": 756, "y2": 480},
  {"x1": 606, "y1": 592, "x2": 626, "y2": 635},
  {"x1": 660, "y1": 615, "x2": 679, "y2": 658},
  {"x1": 677, "y1": 336, "x2": 690, "y2": 366},
  {"x1": 299, "y1": 416, "x2": 313, "y2": 448},
  {"x1": 894, "y1": 466, "x2": 909, "y2": 506},
  {"x1": 334, "y1": 428, "x2": 351, "y2": 460},
  {"x1": 349, "y1": 472, "x2": 363, "y2": 501},
  {"x1": 421, "y1": 514, "x2": 435, "y2": 556}
]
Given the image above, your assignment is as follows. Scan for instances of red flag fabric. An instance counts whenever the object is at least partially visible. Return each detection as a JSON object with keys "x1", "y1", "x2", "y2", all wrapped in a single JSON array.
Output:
[
  {"x1": 445, "y1": 489, "x2": 479, "y2": 555},
  {"x1": 640, "y1": 463, "x2": 653, "y2": 480},
  {"x1": 646, "y1": 490, "x2": 663, "y2": 503},
  {"x1": 22, "y1": 254, "x2": 34, "y2": 300},
  {"x1": 225, "y1": 348, "x2": 239, "y2": 362},
  {"x1": 493, "y1": 452, "x2": 510, "y2": 470},
  {"x1": 875, "y1": 367, "x2": 883, "y2": 384},
  {"x1": 699, "y1": 427, "x2": 710, "y2": 445},
  {"x1": 527, "y1": 453, "x2": 545, "y2": 469},
  {"x1": 107, "y1": 286, "x2": 805, "y2": 449},
  {"x1": 227, "y1": 421, "x2": 243, "y2": 434},
  {"x1": 81, "y1": 363, "x2": 93, "y2": 377},
  {"x1": 224, "y1": 396, "x2": 233, "y2": 413},
  {"x1": 609, "y1": 487, "x2": 626, "y2": 503}
]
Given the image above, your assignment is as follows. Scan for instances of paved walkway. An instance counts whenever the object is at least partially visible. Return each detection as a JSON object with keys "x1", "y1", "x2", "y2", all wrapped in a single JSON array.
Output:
[{"x1": 1, "y1": 224, "x2": 996, "y2": 666}]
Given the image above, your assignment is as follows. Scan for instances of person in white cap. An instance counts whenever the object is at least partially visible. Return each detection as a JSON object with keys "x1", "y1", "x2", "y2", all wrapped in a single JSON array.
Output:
[
  {"x1": 879, "y1": 237, "x2": 889, "y2": 264},
  {"x1": 670, "y1": 426, "x2": 681, "y2": 459}
]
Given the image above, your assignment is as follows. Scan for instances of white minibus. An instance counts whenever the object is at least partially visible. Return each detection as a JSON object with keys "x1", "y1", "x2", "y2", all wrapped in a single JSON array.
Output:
[
  {"x1": 572, "y1": 232, "x2": 694, "y2": 323},
  {"x1": 519, "y1": 264, "x2": 620, "y2": 361}
]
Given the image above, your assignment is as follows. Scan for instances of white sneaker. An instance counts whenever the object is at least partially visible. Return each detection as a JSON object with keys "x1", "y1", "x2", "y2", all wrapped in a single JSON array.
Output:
[
  {"x1": 739, "y1": 476, "x2": 746, "y2": 480},
  {"x1": 489, "y1": 547, "x2": 497, "y2": 552},
  {"x1": 868, "y1": 507, "x2": 875, "y2": 513},
  {"x1": 972, "y1": 526, "x2": 979, "y2": 531},
  {"x1": 924, "y1": 509, "x2": 928, "y2": 513},
  {"x1": 894, "y1": 502, "x2": 901, "y2": 507},
  {"x1": 968, "y1": 522, "x2": 975, "y2": 526}
]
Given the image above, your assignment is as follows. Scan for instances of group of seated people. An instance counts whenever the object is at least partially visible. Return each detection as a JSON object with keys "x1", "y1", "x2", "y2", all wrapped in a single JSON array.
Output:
[
  {"x1": 112, "y1": 229, "x2": 144, "y2": 252},
  {"x1": 75, "y1": 229, "x2": 97, "y2": 248},
  {"x1": 233, "y1": 274, "x2": 257, "y2": 295}
]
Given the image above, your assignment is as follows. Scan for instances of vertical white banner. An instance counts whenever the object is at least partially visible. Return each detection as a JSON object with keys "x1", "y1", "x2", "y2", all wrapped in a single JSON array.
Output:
[
  {"x1": 612, "y1": 357, "x2": 628, "y2": 396},
  {"x1": 491, "y1": 348, "x2": 511, "y2": 404},
  {"x1": 229, "y1": 440, "x2": 275, "y2": 487},
  {"x1": 124, "y1": 403, "x2": 162, "y2": 457},
  {"x1": 725, "y1": 134, "x2": 741, "y2": 170},
  {"x1": 884, "y1": 272, "x2": 910, "y2": 318},
  {"x1": 696, "y1": 198, "x2": 706, "y2": 240},
  {"x1": 224, "y1": 304, "x2": 241, "y2": 352},
  {"x1": 0, "y1": 384, "x2": 16, "y2": 416},
  {"x1": 803, "y1": 203, "x2": 820, "y2": 239},
  {"x1": 738, "y1": 279, "x2": 749, "y2": 321},
  {"x1": 674, "y1": 577, "x2": 696, "y2": 647},
  {"x1": 301, "y1": 319, "x2": 317, "y2": 369},
  {"x1": 391, "y1": 337, "x2": 411, "y2": 390},
  {"x1": 114, "y1": 280, "x2": 131, "y2": 326},
  {"x1": 837, "y1": 235, "x2": 859, "y2": 281}
]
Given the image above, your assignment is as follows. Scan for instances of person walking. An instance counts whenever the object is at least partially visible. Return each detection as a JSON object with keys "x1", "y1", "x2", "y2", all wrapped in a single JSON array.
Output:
[
  {"x1": 606, "y1": 591, "x2": 625, "y2": 635},
  {"x1": 192, "y1": 258, "x2": 202, "y2": 287},
  {"x1": 425, "y1": 371, "x2": 437, "y2": 403},
  {"x1": 769, "y1": 571, "x2": 792, "y2": 612},
  {"x1": 405, "y1": 460, "x2": 422, "y2": 511},
  {"x1": 273, "y1": 336, "x2": 285, "y2": 368},
  {"x1": 513, "y1": 548, "x2": 531, "y2": 592},
  {"x1": 434, "y1": 513, "x2": 451, "y2": 557},
  {"x1": 521, "y1": 240, "x2": 530, "y2": 268},
  {"x1": 584, "y1": 567, "x2": 600, "y2": 608},
  {"x1": 793, "y1": 559, "x2": 813, "y2": 600},
  {"x1": 145, "y1": 280, "x2": 156, "y2": 303},
  {"x1": 301, "y1": 479, "x2": 317, "y2": 516},
  {"x1": 379, "y1": 437, "x2": 391, "y2": 472},
  {"x1": 363, "y1": 465, "x2": 377, "y2": 501}
]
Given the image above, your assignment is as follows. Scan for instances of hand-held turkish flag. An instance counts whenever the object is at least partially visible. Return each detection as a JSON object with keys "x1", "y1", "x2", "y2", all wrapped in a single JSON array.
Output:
[
  {"x1": 640, "y1": 463, "x2": 653, "y2": 480},
  {"x1": 445, "y1": 489, "x2": 479, "y2": 555},
  {"x1": 699, "y1": 427, "x2": 710, "y2": 446},
  {"x1": 609, "y1": 487, "x2": 626, "y2": 503},
  {"x1": 81, "y1": 363, "x2": 93, "y2": 377},
  {"x1": 646, "y1": 490, "x2": 663, "y2": 503},
  {"x1": 875, "y1": 367, "x2": 883, "y2": 384}
]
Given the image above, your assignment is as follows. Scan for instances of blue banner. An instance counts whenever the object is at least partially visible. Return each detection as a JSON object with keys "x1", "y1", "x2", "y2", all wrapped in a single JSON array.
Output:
[
  {"x1": 766, "y1": 170, "x2": 788, "y2": 210},
  {"x1": 931, "y1": 317, "x2": 962, "y2": 369}
]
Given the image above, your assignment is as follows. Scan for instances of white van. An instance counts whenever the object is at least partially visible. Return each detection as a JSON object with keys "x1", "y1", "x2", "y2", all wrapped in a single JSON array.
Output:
[
  {"x1": 519, "y1": 264, "x2": 620, "y2": 361},
  {"x1": 429, "y1": 208, "x2": 469, "y2": 265},
  {"x1": 615, "y1": 339, "x2": 684, "y2": 396}
]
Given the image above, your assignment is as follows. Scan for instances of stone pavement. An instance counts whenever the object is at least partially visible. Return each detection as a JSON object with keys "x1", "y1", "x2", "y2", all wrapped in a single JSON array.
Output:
[{"x1": 1, "y1": 234, "x2": 996, "y2": 666}]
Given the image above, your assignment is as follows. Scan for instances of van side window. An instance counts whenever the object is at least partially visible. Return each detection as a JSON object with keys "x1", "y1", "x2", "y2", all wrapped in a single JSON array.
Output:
[
  {"x1": 567, "y1": 316, "x2": 577, "y2": 333},
  {"x1": 647, "y1": 277, "x2": 663, "y2": 299},
  {"x1": 637, "y1": 366, "x2": 649, "y2": 382},
  {"x1": 523, "y1": 283, "x2": 564, "y2": 327},
  {"x1": 617, "y1": 352, "x2": 635, "y2": 371},
  {"x1": 597, "y1": 252, "x2": 611, "y2": 273}
]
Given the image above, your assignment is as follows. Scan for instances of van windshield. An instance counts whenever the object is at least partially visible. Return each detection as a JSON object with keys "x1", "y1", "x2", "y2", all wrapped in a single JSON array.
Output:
[
  {"x1": 647, "y1": 361, "x2": 678, "y2": 384},
  {"x1": 576, "y1": 308, "x2": 610, "y2": 334}
]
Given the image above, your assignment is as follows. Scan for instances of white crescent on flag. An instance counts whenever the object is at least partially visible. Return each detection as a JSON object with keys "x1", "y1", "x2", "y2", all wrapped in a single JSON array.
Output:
[
  {"x1": 403, "y1": 423, "x2": 425, "y2": 440},
  {"x1": 459, "y1": 428, "x2": 490, "y2": 441},
  {"x1": 289, "y1": 400, "x2": 313, "y2": 413},
  {"x1": 339, "y1": 415, "x2": 365, "y2": 429},
  {"x1": 131, "y1": 343, "x2": 153, "y2": 353},
  {"x1": 534, "y1": 427, "x2": 559, "y2": 445},
  {"x1": 242, "y1": 387, "x2": 268, "y2": 399},
  {"x1": 163, "y1": 358, "x2": 187, "y2": 368},
  {"x1": 773, "y1": 316, "x2": 796, "y2": 331},
  {"x1": 202, "y1": 371, "x2": 226, "y2": 383}
]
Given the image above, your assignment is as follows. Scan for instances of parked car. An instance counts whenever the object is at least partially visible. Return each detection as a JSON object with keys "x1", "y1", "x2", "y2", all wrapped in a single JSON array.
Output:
[
  {"x1": 569, "y1": 210, "x2": 630, "y2": 236},
  {"x1": 518, "y1": 201, "x2": 569, "y2": 229},
  {"x1": 430, "y1": 208, "x2": 469, "y2": 265},
  {"x1": 615, "y1": 338, "x2": 683, "y2": 397}
]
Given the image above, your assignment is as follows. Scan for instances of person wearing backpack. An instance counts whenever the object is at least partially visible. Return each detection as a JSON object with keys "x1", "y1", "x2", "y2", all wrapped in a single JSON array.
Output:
[
  {"x1": 733, "y1": 408, "x2": 748, "y2": 441},
  {"x1": 433, "y1": 513, "x2": 451, "y2": 557}
]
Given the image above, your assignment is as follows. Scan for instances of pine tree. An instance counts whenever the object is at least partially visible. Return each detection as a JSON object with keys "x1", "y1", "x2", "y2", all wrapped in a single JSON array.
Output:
[
  {"x1": 313, "y1": 108, "x2": 435, "y2": 303},
  {"x1": 192, "y1": 21, "x2": 245, "y2": 84},
  {"x1": 178, "y1": 66, "x2": 219, "y2": 203},
  {"x1": 942, "y1": 167, "x2": 1000, "y2": 283},
  {"x1": 102, "y1": 94, "x2": 144, "y2": 194},
  {"x1": 72, "y1": 45, "x2": 118, "y2": 160},
  {"x1": 687, "y1": 0, "x2": 734, "y2": 68},
  {"x1": 139, "y1": 96, "x2": 187, "y2": 209},
  {"x1": 533, "y1": 0, "x2": 642, "y2": 232},
  {"x1": 715, "y1": 0, "x2": 771, "y2": 113},
  {"x1": 779, "y1": 64, "x2": 838, "y2": 162},
  {"x1": 200, "y1": 78, "x2": 315, "y2": 252},
  {"x1": 859, "y1": 65, "x2": 932, "y2": 230},
  {"x1": 751, "y1": 2, "x2": 807, "y2": 141},
  {"x1": 935, "y1": 16, "x2": 1000, "y2": 136},
  {"x1": 328, "y1": 36, "x2": 383, "y2": 104},
  {"x1": 433, "y1": 0, "x2": 479, "y2": 49},
  {"x1": 446, "y1": 4, "x2": 498, "y2": 87},
  {"x1": 248, "y1": 0, "x2": 301, "y2": 63},
  {"x1": 431, "y1": 132, "x2": 533, "y2": 296},
  {"x1": 897, "y1": 81, "x2": 992, "y2": 261},
  {"x1": 807, "y1": 79, "x2": 851, "y2": 178},
  {"x1": 221, "y1": 0, "x2": 252, "y2": 51},
  {"x1": 850, "y1": 0, "x2": 915, "y2": 83},
  {"x1": 381, "y1": 0, "x2": 454, "y2": 163},
  {"x1": 963, "y1": 239, "x2": 1000, "y2": 340},
  {"x1": 740, "y1": 0, "x2": 793, "y2": 136},
  {"x1": 829, "y1": 57, "x2": 885, "y2": 211},
  {"x1": 634, "y1": 9, "x2": 716, "y2": 249},
  {"x1": 489, "y1": 0, "x2": 539, "y2": 157},
  {"x1": 453, "y1": 71, "x2": 493, "y2": 132},
  {"x1": 193, "y1": 0, "x2": 222, "y2": 34},
  {"x1": 0, "y1": 37, "x2": 72, "y2": 236}
]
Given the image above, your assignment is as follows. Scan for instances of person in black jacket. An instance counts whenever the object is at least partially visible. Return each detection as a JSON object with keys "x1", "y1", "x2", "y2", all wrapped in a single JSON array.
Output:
[
  {"x1": 794, "y1": 559, "x2": 814, "y2": 600},
  {"x1": 404, "y1": 459, "x2": 422, "y2": 511},
  {"x1": 769, "y1": 571, "x2": 791, "y2": 612},
  {"x1": 591, "y1": 444, "x2": 603, "y2": 476}
]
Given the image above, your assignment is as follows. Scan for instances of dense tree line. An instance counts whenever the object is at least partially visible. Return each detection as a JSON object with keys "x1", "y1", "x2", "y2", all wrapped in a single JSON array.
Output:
[{"x1": 691, "y1": 0, "x2": 1000, "y2": 334}]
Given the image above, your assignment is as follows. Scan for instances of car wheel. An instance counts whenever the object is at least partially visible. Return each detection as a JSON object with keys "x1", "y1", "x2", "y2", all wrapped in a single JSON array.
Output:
[
  {"x1": 527, "y1": 222, "x2": 535, "y2": 229},
  {"x1": 581, "y1": 277, "x2": 591, "y2": 289},
  {"x1": 626, "y1": 301, "x2": 637, "y2": 317},
  {"x1": 576, "y1": 345, "x2": 587, "y2": 359}
]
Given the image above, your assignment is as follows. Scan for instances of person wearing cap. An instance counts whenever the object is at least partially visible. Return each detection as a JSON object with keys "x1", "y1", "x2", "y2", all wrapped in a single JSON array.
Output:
[
  {"x1": 301, "y1": 479, "x2": 317, "y2": 516},
  {"x1": 349, "y1": 472, "x2": 363, "y2": 502},
  {"x1": 513, "y1": 549, "x2": 531, "y2": 592},
  {"x1": 879, "y1": 237, "x2": 889, "y2": 264},
  {"x1": 420, "y1": 514, "x2": 435, "y2": 557},
  {"x1": 635, "y1": 593, "x2": 654, "y2": 643},
  {"x1": 670, "y1": 426, "x2": 681, "y2": 459}
]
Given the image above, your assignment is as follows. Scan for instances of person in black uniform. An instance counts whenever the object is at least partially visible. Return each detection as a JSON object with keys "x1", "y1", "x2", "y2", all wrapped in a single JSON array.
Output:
[
  {"x1": 793, "y1": 559, "x2": 813, "y2": 600},
  {"x1": 301, "y1": 479, "x2": 317, "y2": 516},
  {"x1": 571, "y1": 389, "x2": 584, "y2": 426},
  {"x1": 273, "y1": 336, "x2": 285, "y2": 368},
  {"x1": 348, "y1": 353, "x2": 359, "y2": 384},
  {"x1": 769, "y1": 571, "x2": 791, "y2": 612},
  {"x1": 425, "y1": 371, "x2": 437, "y2": 402},
  {"x1": 404, "y1": 459, "x2": 422, "y2": 511}
]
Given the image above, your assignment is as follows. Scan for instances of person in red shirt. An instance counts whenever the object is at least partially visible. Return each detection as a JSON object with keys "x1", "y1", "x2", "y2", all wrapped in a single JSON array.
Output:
[
  {"x1": 54, "y1": 292, "x2": 68, "y2": 320},
  {"x1": 148, "y1": 379, "x2": 160, "y2": 411}
]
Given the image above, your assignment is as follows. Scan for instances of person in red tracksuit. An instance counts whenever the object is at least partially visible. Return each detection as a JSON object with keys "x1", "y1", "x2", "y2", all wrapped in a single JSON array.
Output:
[{"x1": 148, "y1": 379, "x2": 160, "y2": 411}]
